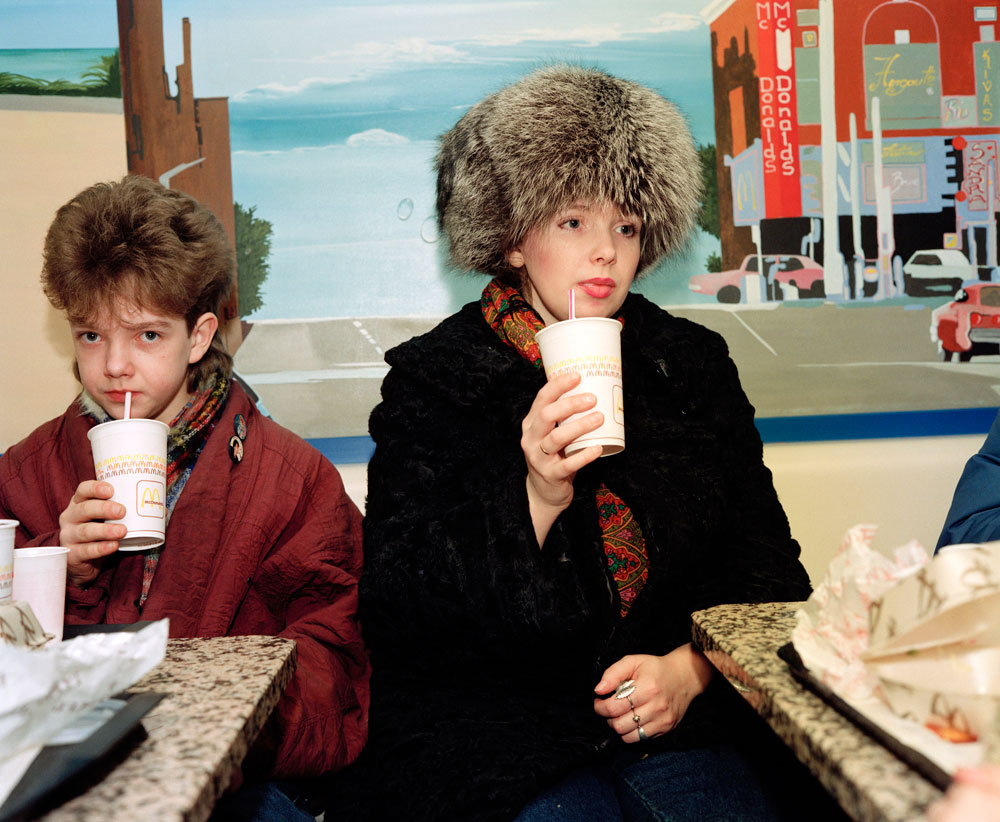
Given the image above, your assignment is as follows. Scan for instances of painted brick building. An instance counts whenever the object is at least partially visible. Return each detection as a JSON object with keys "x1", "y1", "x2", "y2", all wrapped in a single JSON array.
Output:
[{"x1": 702, "y1": 0, "x2": 1000, "y2": 300}]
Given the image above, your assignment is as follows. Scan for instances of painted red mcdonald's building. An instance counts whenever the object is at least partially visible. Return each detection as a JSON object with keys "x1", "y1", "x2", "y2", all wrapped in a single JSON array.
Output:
[{"x1": 702, "y1": 0, "x2": 1000, "y2": 299}]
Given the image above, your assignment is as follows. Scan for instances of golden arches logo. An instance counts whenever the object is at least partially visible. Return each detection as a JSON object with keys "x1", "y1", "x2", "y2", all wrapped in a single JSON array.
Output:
[
  {"x1": 136, "y1": 480, "x2": 165, "y2": 517},
  {"x1": 613, "y1": 384, "x2": 625, "y2": 425}
]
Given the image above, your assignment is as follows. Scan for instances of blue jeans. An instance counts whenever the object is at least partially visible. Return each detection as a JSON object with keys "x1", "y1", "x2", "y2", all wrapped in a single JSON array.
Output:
[
  {"x1": 210, "y1": 780, "x2": 315, "y2": 822},
  {"x1": 515, "y1": 745, "x2": 786, "y2": 822}
]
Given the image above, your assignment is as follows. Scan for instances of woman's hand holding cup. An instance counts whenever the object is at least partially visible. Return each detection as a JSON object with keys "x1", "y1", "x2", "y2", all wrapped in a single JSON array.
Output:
[{"x1": 521, "y1": 371, "x2": 603, "y2": 546}]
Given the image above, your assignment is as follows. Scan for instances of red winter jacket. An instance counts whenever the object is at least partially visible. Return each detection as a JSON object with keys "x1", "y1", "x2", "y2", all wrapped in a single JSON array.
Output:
[{"x1": 0, "y1": 381, "x2": 369, "y2": 779}]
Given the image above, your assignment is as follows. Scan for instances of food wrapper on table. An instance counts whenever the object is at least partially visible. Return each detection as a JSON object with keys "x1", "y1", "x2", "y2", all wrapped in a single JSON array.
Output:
[
  {"x1": 0, "y1": 612, "x2": 168, "y2": 807},
  {"x1": 0, "y1": 600, "x2": 53, "y2": 649},
  {"x1": 791, "y1": 525, "x2": 999, "y2": 776},
  {"x1": 863, "y1": 541, "x2": 1000, "y2": 747}
]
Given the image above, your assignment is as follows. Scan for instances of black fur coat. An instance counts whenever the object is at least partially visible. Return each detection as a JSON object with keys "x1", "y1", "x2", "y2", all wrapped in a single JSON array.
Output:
[{"x1": 341, "y1": 293, "x2": 811, "y2": 820}]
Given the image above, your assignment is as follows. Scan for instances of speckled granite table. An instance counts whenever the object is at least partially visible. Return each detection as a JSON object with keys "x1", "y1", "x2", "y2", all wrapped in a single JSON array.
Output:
[
  {"x1": 39, "y1": 634, "x2": 297, "y2": 822},
  {"x1": 692, "y1": 602, "x2": 944, "y2": 822}
]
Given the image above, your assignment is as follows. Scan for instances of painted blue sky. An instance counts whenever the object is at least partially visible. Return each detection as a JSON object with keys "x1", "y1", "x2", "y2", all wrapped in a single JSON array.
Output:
[{"x1": 1, "y1": 1, "x2": 712, "y2": 98}]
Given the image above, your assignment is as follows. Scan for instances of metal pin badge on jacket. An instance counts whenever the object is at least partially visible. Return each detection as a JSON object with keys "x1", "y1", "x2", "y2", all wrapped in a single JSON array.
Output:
[
  {"x1": 234, "y1": 414, "x2": 247, "y2": 441},
  {"x1": 229, "y1": 435, "x2": 244, "y2": 464}
]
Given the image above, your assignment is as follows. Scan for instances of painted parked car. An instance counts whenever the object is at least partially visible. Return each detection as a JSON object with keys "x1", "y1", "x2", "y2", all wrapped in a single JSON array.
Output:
[
  {"x1": 931, "y1": 282, "x2": 1000, "y2": 361},
  {"x1": 689, "y1": 254, "x2": 825, "y2": 303},
  {"x1": 902, "y1": 248, "x2": 975, "y2": 296}
]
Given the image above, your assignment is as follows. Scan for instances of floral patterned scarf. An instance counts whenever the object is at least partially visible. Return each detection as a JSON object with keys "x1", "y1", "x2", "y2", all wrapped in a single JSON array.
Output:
[
  {"x1": 83, "y1": 372, "x2": 230, "y2": 607},
  {"x1": 481, "y1": 278, "x2": 648, "y2": 616}
]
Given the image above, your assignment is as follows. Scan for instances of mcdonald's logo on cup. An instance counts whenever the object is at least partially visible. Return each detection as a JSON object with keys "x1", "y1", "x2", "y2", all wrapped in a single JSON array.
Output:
[{"x1": 137, "y1": 481, "x2": 166, "y2": 517}]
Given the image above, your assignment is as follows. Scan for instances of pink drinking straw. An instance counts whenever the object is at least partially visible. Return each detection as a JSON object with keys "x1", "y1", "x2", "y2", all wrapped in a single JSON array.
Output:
[
  {"x1": 124, "y1": 392, "x2": 132, "y2": 420},
  {"x1": 568, "y1": 288, "x2": 576, "y2": 320}
]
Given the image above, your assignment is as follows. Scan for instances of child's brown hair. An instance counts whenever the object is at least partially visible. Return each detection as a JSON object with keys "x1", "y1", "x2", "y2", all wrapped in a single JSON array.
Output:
[{"x1": 42, "y1": 174, "x2": 235, "y2": 390}]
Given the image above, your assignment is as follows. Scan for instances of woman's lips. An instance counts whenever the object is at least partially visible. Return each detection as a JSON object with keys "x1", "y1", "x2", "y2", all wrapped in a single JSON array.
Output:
[{"x1": 579, "y1": 279, "x2": 615, "y2": 299}]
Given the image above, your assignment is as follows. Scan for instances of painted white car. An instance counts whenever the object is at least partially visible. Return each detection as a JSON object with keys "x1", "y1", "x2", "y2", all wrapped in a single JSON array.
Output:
[{"x1": 902, "y1": 249, "x2": 975, "y2": 296}]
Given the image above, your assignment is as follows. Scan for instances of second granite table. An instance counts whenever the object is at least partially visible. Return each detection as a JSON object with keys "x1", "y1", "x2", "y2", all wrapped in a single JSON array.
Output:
[{"x1": 692, "y1": 601, "x2": 945, "y2": 822}]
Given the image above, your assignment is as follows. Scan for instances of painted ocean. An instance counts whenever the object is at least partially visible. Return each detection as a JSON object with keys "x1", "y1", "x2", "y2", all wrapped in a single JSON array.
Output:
[{"x1": 0, "y1": 47, "x2": 115, "y2": 80}]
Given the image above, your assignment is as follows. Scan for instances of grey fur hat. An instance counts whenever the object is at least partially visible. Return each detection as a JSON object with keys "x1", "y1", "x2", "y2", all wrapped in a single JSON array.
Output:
[{"x1": 435, "y1": 64, "x2": 702, "y2": 279}]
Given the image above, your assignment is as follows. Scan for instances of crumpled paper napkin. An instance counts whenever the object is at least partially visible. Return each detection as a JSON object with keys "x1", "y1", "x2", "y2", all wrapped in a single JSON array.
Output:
[
  {"x1": 792, "y1": 524, "x2": 928, "y2": 698},
  {"x1": 0, "y1": 619, "x2": 168, "y2": 805}
]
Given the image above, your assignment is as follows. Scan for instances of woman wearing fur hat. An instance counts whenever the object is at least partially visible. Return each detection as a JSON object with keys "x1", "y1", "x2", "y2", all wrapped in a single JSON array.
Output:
[{"x1": 343, "y1": 65, "x2": 815, "y2": 820}]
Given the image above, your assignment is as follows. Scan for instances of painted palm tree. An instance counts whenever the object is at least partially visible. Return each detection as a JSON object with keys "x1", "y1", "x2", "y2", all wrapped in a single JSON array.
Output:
[{"x1": 81, "y1": 50, "x2": 121, "y2": 97}]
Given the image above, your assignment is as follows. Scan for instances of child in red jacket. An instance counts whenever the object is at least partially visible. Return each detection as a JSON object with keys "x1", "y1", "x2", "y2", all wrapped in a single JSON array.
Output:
[{"x1": 0, "y1": 174, "x2": 369, "y2": 820}]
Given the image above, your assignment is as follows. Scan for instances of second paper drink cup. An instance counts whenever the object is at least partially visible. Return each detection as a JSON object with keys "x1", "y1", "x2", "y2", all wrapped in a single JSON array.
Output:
[
  {"x1": 0, "y1": 519, "x2": 17, "y2": 603},
  {"x1": 87, "y1": 418, "x2": 168, "y2": 550},
  {"x1": 12, "y1": 546, "x2": 69, "y2": 641},
  {"x1": 535, "y1": 317, "x2": 624, "y2": 456}
]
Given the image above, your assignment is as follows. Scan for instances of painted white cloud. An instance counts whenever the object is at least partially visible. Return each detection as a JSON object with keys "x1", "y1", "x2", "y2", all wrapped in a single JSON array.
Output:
[
  {"x1": 232, "y1": 38, "x2": 467, "y2": 100},
  {"x1": 255, "y1": 38, "x2": 468, "y2": 67},
  {"x1": 346, "y1": 129, "x2": 410, "y2": 146},
  {"x1": 233, "y1": 75, "x2": 353, "y2": 101},
  {"x1": 648, "y1": 13, "x2": 703, "y2": 33},
  {"x1": 326, "y1": 38, "x2": 468, "y2": 64},
  {"x1": 468, "y1": 13, "x2": 703, "y2": 47},
  {"x1": 232, "y1": 131, "x2": 415, "y2": 157}
]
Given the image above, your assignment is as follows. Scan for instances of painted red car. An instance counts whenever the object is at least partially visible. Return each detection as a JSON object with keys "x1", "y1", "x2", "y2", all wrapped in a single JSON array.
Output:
[
  {"x1": 931, "y1": 282, "x2": 1000, "y2": 361},
  {"x1": 688, "y1": 254, "x2": 825, "y2": 303}
]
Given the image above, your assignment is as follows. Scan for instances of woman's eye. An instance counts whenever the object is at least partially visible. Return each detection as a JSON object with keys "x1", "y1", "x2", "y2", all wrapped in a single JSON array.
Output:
[{"x1": 141, "y1": 331, "x2": 160, "y2": 342}]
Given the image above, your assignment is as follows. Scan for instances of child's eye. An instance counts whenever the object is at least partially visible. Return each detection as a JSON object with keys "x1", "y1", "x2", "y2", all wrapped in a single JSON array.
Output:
[
  {"x1": 141, "y1": 331, "x2": 160, "y2": 342},
  {"x1": 80, "y1": 331, "x2": 100, "y2": 343},
  {"x1": 561, "y1": 218, "x2": 581, "y2": 229},
  {"x1": 618, "y1": 224, "x2": 637, "y2": 237}
]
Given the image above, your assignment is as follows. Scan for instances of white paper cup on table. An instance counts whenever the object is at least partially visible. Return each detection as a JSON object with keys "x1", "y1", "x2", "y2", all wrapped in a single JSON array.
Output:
[
  {"x1": 12, "y1": 546, "x2": 70, "y2": 641},
  {"x1": 0, "y1": 519, "x2": 17, "y2": 603},
  {"x1": 87, "y1": 418, "x2": 168, "y2": 550},
  {"x1": 535, "y1": 317, "x2": 624, "y2": 456}
]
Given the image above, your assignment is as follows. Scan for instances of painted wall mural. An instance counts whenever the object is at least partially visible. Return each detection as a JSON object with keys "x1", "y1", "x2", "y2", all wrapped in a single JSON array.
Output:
[{"x1": 4, "y1": 0, "x2": 1000, "y2": 447}]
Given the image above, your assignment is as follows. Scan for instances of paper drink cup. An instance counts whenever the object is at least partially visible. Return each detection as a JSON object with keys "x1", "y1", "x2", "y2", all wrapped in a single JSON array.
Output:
[
  {"x1": 535, "y1": 317, "x2": 624, "y2": 456},
  {"x1": 87, "y1": 419, "x2": 168, "y2": 550},
  {"x1": 12, "y1": 546, "x2": 70, "y2": 641},
  {"x1": 0, "y1": 519, "x2": 17, "y2": 603}
]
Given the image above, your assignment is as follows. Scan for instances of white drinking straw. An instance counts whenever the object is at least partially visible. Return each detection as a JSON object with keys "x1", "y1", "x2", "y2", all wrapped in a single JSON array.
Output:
[
  {"x1": 124, "y1": 392, "x2": 132, "y2": 420},
  {"x1": 568, "y1": 288, "x2": 576, "y2": 320}
]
